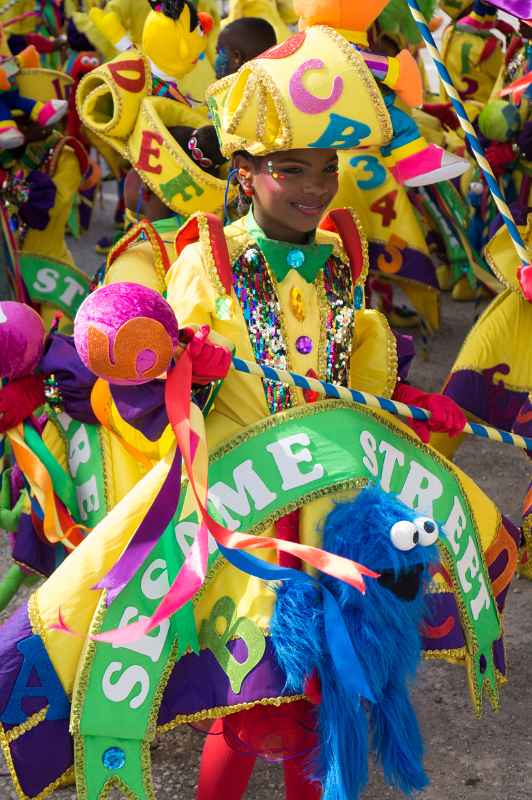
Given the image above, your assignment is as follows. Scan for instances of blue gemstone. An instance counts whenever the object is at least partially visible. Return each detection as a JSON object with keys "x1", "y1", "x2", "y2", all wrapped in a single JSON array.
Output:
[
  {"x1": 354, "y1": 285, "x2": 363, "y2": 309},
  {"x1": 102, "y1": 747, "x2": 126, "y2": 770},
  {"x1": 287, "y1": 249, "x2": 305, "y2": 269}
]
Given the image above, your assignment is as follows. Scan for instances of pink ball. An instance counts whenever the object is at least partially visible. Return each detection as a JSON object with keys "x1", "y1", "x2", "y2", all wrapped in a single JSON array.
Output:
[
  {"x1": 0, "y1": 302, "x2": 46, "y2": 380},
  {"x1": 74, "y1": 283, "x2": 180, "y2": 385}
]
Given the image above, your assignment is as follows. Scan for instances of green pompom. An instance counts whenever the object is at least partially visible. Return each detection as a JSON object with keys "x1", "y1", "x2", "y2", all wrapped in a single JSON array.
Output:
[
  {"x1": 378, "y1": 0, "x2": 438, "y2": 45},
  {"x1": 478, "y1": 100, "x2": 521, "y2": 143}
]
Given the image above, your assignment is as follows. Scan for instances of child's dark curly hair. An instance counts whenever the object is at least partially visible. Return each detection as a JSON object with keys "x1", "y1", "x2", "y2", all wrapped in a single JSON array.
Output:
[{"x1": 169, "y1": 124, "x2": 227, "y2": 176}]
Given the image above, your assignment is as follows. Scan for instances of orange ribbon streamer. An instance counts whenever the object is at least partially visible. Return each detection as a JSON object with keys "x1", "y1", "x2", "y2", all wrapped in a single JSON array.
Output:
[
  {"x1": 94, "y1": 356, "x2": 377, "y2": 646},
  {"x1": 8, "y1": 427, "x2": 82, "y2": 549}
]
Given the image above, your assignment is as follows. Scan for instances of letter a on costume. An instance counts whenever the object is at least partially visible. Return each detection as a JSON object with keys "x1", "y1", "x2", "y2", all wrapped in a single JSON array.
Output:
[
  {"x1": 1, "y1": 636, "x2": 70, "y2": 724},
  {"x1": 309, "y1": 114, "x2": 371, "y2": 149}
]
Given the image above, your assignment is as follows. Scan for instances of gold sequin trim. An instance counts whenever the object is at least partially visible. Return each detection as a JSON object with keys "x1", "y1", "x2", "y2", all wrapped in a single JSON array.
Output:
[
  {"x1": 74, "y1": 736, "x2": 154, "y2": 800},
  {"x1": 27, "y1": 592, "x2": 49, "y2": 653},
  {"x1": 70, "y1": 597, "x2": 107, "y2": 735},
  {"x1": 316, "y1": 271, "x2": 329, "y2": 381},
  {"x1": 0, "y1": 719, "x2": 75, "y2": 800},
  {"x1": 4, "y1": 706, "x2": 49, "y2": 744},
  {"x1": 197, "y1": 213, "x2": 231, "y2": 304},
  {"x1": 156, "y1": 693, "x2": 305, "y2": 733},
  {"x1": 99, "y1": 427, "x2": 114, "y2": 512},
  {"x1": 226, "y1": 70, "x2": 257, "y2": 136}
]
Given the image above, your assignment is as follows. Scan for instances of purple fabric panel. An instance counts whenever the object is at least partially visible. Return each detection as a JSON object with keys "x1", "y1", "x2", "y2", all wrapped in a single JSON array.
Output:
[
  {"x1": 444, "y1": 368, "x2": 528, "y2": 433},
  {"x1": 513, "y1": 397, "x2": 532, "y2": 458},
  {"x1": 502, "y1": 515, "x2": 522, "y2": 548},
  {"x1": 0, "y1": 604, "x2": 74, "y2": 795},
  {"x1": 422, "y1": 593, "x2": 465, "y2": 651},
  {"x1": 39, "y1": 333, "x2": 98, "y2": 424},
  {"x1": 12, "y1": 513, "x2": 57, "y2": 577},
  {"x1": 158, "y1": 638, "x2": 288, "y2": 725},
  {"x1": 8, "y1": 718, "x2": 73, "y2": 797},
  {"x1": 0, "y1": 603, "x2": 32, "y2": 711},
  {"x1": 394, "y1": 332, "x2": 415, "y2": 382},
  {"x1": 369, "y1": 242, "x2": 439, "y2": 289},
  {"x1": 492, "y1": 637, "x2": 506, "y2": 677},
  {"x1": 110, "y1": 381, "x2": 168, "y2": 442},
  {"x1": 19, "y1": 171, "x2": 56, "y2": 231},
  {"x1": 490, "y1": 0, "x2": 532, "y2": 22}
]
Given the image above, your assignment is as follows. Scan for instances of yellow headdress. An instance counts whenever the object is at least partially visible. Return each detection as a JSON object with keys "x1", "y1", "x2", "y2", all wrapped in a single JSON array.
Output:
[
  {"x1": 206, "y1": 25, "x2": 392, "y2": 158},
  {"x1": 77, "y1": 50, "x2": 232, "y2": 218}
]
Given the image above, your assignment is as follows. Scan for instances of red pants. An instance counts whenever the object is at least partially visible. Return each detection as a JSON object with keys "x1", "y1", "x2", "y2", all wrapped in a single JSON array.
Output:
[
  {"x1": 196, "y1": 705, "x2": 321, "y2": 800},
  {"x1": 196, "y1": 511, "x2": 320, "y2": 799}
]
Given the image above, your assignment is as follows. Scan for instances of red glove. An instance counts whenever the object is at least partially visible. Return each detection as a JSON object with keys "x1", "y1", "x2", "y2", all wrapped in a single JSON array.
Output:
[
  {"x1": 393, "y1": 383, "x2": 466, "y2": 444},
  {"x1": 303, "y1": 670, "x2": 321, "y2": 705},
  {"x1": 179, "y1": 325, "x2": 232, "y2": 385},
  {"x1": 519, "y1": 264, "x2": 532, "y2": 303},
  {"x1": 0, "y1": 375, "x2": 45, "y2": 433}
]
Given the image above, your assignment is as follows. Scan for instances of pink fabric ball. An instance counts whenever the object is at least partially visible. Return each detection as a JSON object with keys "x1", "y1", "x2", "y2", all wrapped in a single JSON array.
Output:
[
  {"x1": 0, "y1": 302, "x2": 45, "y2": 379},
  {"x1": 74, "y1": 283, "x2": 180, "y2": 385}
]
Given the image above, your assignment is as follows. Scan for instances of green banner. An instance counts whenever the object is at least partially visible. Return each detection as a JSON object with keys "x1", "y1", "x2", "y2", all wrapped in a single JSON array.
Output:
[
  {"x1": 19, "y1": 253, "x2": 90, "y2": 319},
  {"x1": 73, "y1": 402, "x2": 501, "y2": 799},
  {"x1": 48, "y1": 412, "x2": 109, "y2": 528}
]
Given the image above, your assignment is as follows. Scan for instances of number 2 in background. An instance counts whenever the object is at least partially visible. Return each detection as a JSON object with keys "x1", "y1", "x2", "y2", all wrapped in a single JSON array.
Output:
[{"x1": 370, "y1": 191, "x2": 398, "y2": 227}]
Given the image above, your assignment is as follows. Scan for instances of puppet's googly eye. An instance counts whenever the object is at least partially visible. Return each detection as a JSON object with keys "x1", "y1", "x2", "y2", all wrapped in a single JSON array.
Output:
[
  {"x1": 414, "y1": 517, "x2": 439, "y2": 547},
  {"x1": 390, "y1": 520, "x2": 418, "y2": 551}
]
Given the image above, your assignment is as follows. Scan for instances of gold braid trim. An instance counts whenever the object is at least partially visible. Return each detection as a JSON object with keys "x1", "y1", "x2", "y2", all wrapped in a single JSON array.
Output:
[
  {"x1": 74, "y1": 737, "x2": 154, "y2": 800},
  {"x1": 157, "y1": 693, "x2": 305, "y2": 733},
  {"x1": 0, "y1": 720, "x2": 75, "y2": 800},
  {"x1": 27, "y1": 592, "x2": 49, "y2": 654},
  {"x1": 4, "y1": 706, "x2": 49, "y2": 744},
  {"x1": 197, "y1": 213, "x2": 230, "y2": 303},
  {"x1": 98, "y1": 426, "x2": 114, "y2": 512}
]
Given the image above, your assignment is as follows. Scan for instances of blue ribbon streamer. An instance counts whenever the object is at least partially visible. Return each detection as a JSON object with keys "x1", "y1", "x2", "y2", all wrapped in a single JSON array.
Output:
[{"x1": 216, "y1": 542, "x2": 375, "y2": 704}]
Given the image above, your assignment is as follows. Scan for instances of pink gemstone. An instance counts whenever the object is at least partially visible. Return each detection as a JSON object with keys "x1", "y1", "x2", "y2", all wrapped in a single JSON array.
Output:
[{"x1": 296, "y1": 335, "x2": 313, "y2": 355}]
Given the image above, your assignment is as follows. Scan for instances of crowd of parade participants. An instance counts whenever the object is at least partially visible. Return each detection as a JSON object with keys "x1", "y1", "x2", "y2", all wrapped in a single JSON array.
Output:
[{"x1": 0, "y1": 0, "x2": 530, "y2": 798}]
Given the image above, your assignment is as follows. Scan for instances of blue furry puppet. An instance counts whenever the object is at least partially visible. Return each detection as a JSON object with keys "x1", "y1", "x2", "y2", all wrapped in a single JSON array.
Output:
[{"x1": 270, "y1": 486, "x2": 440, "y2": 800}]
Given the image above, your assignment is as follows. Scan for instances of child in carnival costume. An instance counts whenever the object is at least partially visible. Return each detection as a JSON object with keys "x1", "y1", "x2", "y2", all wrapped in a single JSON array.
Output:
[
  {"x1": 0, "y1": 65, "x2": 234, "y2": 599},
  {"x1": 170, "y1": 26, "x2": 466, "y2": 798},
  {"x1": 214, "y1": 15, "x2": 277, "y2": 79},
  {"x1": 293, "y1": 0, "x2": 469, "y2": 187},
  {"x1": 223, "y1": 0, "x2": 297, "y2": 44},
  {"x1": 440, "y1": 0, "x2": 516, "y2": 107},
  {"x1": 433, "y1": 214, "x2": 532, "y2": 576},
  {"x1": 0, "y1": 22, "x2": 67, "y2": 150},
  {"x1": 0, "y1": 26, "x2": 520, "y2": 800}
]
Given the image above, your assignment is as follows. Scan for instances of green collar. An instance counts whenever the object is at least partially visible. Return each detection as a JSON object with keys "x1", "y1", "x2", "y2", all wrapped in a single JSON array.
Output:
[
  {"x1": 245, "y1": 210, "x2": 333, "y2": 283},
  {"x1": 152, "y1": 214, "x2": 184, "y2": 234}
]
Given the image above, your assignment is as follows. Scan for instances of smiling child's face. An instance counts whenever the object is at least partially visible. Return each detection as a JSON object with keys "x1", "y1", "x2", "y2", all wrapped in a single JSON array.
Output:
[{"x1": 234, "y1": 148, "x2": 339, "y2": 243}]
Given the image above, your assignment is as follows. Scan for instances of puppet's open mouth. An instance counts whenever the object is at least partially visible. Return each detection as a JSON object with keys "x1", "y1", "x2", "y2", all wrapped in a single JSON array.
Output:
[{"x1": 377, "y1": 564, "x2": 424, "y2": 601}]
